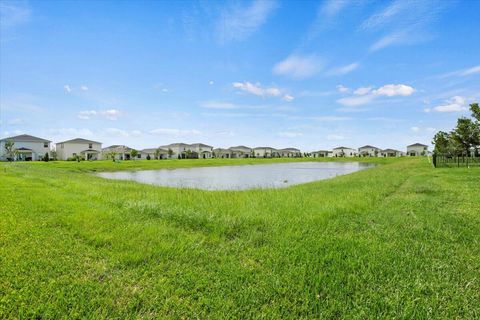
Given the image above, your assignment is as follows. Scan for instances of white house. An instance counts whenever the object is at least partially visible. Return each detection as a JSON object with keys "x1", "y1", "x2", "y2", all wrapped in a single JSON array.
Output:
[
  {"x1": 358, "y1": 145, "x2": 380, "y2": 157},
  {"x1": 407, "y1": 143, "x2": 428, "y2": 156},
  {"x1": 139, "y1": 148, "x2": 168, "y2": 159},
  {"x1": 102, "y1": 145, "x2": 134, "y2": 160},
  {"x1": 311, "y1": 150, "x2": 332, "y2": 158},
  {"x1": 190, "y1": 143, "x2": 213, "y2": 159},
  {"x1": 56, "y1": 138, "x2": 102, "y2": 160},
  {"x1": 278, "y1": 148, "x2": 302, "y2": 157},
  {"x1": 229, "y1": 146, "x2": 252, "y2": 158},
  {"x1": 0, "y1": 134, "x2": 51, "y2": 161},
  {"x1": 213, "y1": 148, "x2": 232, "y2": 158},
  {"x1": 160, "y1": 143, "x2": 190, "y2": 159},
  {"x1": 380, "y1": 149, "x2": 404, "y2": 157},
  {"x1": 332, "y1": 146, "x2": 357, "y2": 157},
  {"x1": 253, "y1": 147, "x2": 278, "y2": 158}
]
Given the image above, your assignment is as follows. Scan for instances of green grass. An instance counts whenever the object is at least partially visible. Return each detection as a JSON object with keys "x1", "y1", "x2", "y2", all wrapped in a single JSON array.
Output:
[{"x1": 0, "y1": 158, "x2": 479, "y2": 318}]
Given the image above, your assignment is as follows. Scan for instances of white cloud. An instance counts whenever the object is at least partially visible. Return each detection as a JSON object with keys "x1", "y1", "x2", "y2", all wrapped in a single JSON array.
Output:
[
  {"x1": 277, "y1": 131, "x2": 303, "y2": 138},
  {"x1": 150, "y1": 128, "x2": 202, "y2": 137},
  {"x1": 353, "y1": 86, "x2": 372, "y2": 95},
  {"x1": 0, "y1": 1, "x2": 31, "y2": 29},
  {"x1": 100, "y1": 109, "x2": 121, "y2": 120},
  {"x1": 431, "y1": 96, "x2": 468, "y2": 113},
  {"x1": 337, "y1": 84, "x2": 415, "y2": 106},
  {"x1": 208, "y1": 80, "x2": 214, "y2": 85},
  {"x1": 77, "y1": 110, "x2": 97, "y2": 120},
  {"x1": 411, "y1": 126, "x2": 420, "y2": 132},
  {"x1": 282, "y1": 94, "x2": 294, "y2": 102},
  {"x1": 77, "y1": 109, "x2": 121, "y2": 120},
  {"x1": 273, "y1": 54, "x2": 322, "y2": 79},
  {"x1": 441, "y1": 65, "x2": 480, "y2": 78},
  {"x1": 80, "y1": 85, "x2": 89, "y2": 91},
  {"x1": 373, "y1": 84, "x2": 415, "y2": 97},
  {"x1": 50, "y1": 128, "x2": 93, "y2": 137},
  {"x1": 217, "y1": 0, "x2": 278, "y2": 43},
  {"x1": 320, "y1": 0, "x2": 349, "y2": 18},
  {"x1": 200, "y1": 101, "x2": 237, "y2": 110},
  {"x1": 336, "y1": 85, "x2": 350, "y2": 93},
  {"x1": 327, "y1": 62, "x2": 359, "y2": 76},
  {"x1": 104, "y1": 128, "x2": 130, "y2": 138},
  {"x1": 232, "y1": 82, "x2": 292, "y2": 101},
  {"x1": 337, "y1": 95, "x2": 375, "y2": 107},
  {"x1": 369, "y1": 32, "x2": 408, "y2": 51},
  {"x1": 64, "y1": 85, "x2": 72, "y2": 93}
]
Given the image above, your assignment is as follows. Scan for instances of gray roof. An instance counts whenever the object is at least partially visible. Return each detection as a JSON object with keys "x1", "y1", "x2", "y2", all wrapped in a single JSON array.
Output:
[
  {"x1": 1, "y1": 134, "x2": 50, "y2": 143},
  {"x1": 407, "y1": 143, "x2": 428, "y2": 147},
  {"x1": 313, "y1": 150, "x2": 331, "y2": 153},
  {"x1": 359, "y1": 145, "x2": 380, "y2": 150},
  {"x1": 141, "y1": 148, "x2": 167, "y2": 153},
  {"x1": 333, "y1": 146, "x2": 354, "y2": 150},
  {"x1": 191, "y1": 143, "x2": 213, "y2": 148},
  {"x1": 102, "y1": 145, "x2": 132, "y2": 152},
  {"x1": 279, "y1": 148, "x2": 300, "y2": 152},
  {"x1": 229, "y1": 145, "x2": 252, "y2": 150},
  {"x1": 57, "y1": 138, "x2": 101, "y2": 144},
  {"x1": 162, "y1": 143, "x2": 190, "y2": 147},
  {"x1": 253, "y1": 147, "x2": 277, "y2": 150},
  {"x1": 382, "y1": 148, "x2": 401, "y2": 152}
]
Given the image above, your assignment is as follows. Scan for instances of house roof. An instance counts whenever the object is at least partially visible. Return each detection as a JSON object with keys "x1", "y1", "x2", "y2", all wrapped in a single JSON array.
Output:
[
  {"x1": 57, "y1": 138, "x2": 101, "y2": 144},
  {"x1": 80, "y1": 149, "x2": 100, "y2": 153},
  {"x1": 0, "y1": 134, "x2": 50, "y2": 143},
  {"x1": 333, "y1": 146, "x2": 354, "y2": 150},
  {"x1": 213, "y1": 148, "x2": 231, "y2": 152},
  {"x1": 407, "y1": 143, "x2": 428, "y2": 147},
  {"x1": 229, "y1": 145, "x2": 252, "y2": 150},
  {"x1": 191, "y1": 143, "x2": 213, "y2": 148},
  {"x1": 17, "y1": 147, "x2": 33, "y2": 151},
  {"x1": 312, "y1": 150, "x2": 331, "y2": 153},
  {"x1": 278, "y1": 148, "x2": 300, "y2": 152},
  {"x1": 359, "y1": 145, "x2": 380, "y2": 150},
  {"x1": 102, "y1": 145, "x2": 132, "y2": 152},
  {"x1": 253, "y1": 147, "x2": 277, "y2": 150},
  {"x1": 162, "y1": 143, "x2": 190, "y2": 147},
  {"x1": 382, "y1": 148, "x2": 401, "y2": 152}
]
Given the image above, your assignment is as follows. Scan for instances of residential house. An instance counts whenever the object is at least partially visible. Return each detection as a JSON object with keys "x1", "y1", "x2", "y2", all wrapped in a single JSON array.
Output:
[
  {"x1": 139, "y1": 148, "x2": 168, "y2": 160},
  {"x1": 380, "y1": 149, "x2": 404, "y2": 157},
  {"x1": 0, "y1": 134, "x2": 51, "y2": 161},
  {"x1": 358, "y1": 145, "x2": 381, "y2": 157},
  {"x1": 278, "y1": 148, "x2": 302, "y2": 157},
  {"x1": 253, "y1": 147, "x2": 279, "y2": 158},
  {"x1": 332, "y1": 146, "x2": 357, "y2": 157},
  {"x1": 190, "y1": 143, "x2": 213, "y2": 159},
  {"x1": 213, "y1": 148, "x2": 232, "y2": 158},
  {"x1": 160, "y1": 143, "x2": 190, "y2": 159},
  {"x1": 229, "y1": 146, "x2": 252, "y2": 158},
  {"x1": 102, "y1": 145, "x2": 133, "y2": 160},
  {"x1": 407, "y1": 143, "x2": 428, "y2": 156},
  {"x1": 56, "y1": 138, "x2": 102, "y2": 160},
  {"x1": 311, "y1": 150, "x2": 332, "y2": 158}
]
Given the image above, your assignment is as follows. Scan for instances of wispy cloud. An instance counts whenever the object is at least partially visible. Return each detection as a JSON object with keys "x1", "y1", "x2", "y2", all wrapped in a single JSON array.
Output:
[
  {"x1": 104, "y1": 128, "x2": 142, "y2": 138},
  {"x1": 0, "y1": 1, "x2": 31, "y2": 29},
  {"x1": 440, "y1": 65, "x2": 480, "y2": 78},
  {"x1": 232, "y1": 82, "x2": 294, "y2": 101},
  {"x1": 327, "y1": 62, "x2": 359, "y2": 76},
  {"x1": 303, "y1": 0, "x2": 352, "y2": 43},
  {"x1": 273, "y1": 54, "x2": 323, "y2": 79},
  {"x1": 200, "y1": 100, "x2": 268, "y2": 110},
  {"x1": 362, "y1": 0, "x2": 446, "y2": 51},
  {"x1": 337, "y1": 84, "x2": 415, "y2": 106},
  {"x1": 277, "y1": 131, "x2": 303, "y2": 138},
  {"x1": 64, "y1": 85, "x2": 72, "y2": 93},
  {"x1": 425, "y1": 96, "x2": 469, "y2": 113},
  {"x1": 77, "y1": 109, "x2": 121, "y2": 120},
  {"x1": 216, "y1": 0, "x2": 278, "y2": 43}
]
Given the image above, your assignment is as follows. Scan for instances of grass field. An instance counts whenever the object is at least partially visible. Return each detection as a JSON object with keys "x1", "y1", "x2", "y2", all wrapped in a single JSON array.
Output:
[{"x1": 0, "y1": 157, "x2": 479, "y2": 318}]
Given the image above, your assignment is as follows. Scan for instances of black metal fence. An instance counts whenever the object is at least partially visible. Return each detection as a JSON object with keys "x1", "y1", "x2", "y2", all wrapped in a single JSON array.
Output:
[{"x1": 433, "y1": 154, "x2": 480, "y2": 168}]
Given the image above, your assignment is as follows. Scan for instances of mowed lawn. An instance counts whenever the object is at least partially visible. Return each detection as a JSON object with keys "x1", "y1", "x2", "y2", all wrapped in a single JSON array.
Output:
[{"x1": 0, "y1": 158, "x2": 479, "y2": 318}]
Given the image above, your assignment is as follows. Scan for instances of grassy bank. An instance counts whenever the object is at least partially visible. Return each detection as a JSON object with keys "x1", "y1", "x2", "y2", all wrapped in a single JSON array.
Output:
[{"x1": 0, "y1": 158, "x2": 479, "y2": 318}]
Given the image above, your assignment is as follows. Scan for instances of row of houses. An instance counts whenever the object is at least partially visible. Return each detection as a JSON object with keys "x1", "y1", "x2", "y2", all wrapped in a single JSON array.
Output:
[
  {"x1": 311, "y1": 144, "x2": 429, "y2": 158},
  {"x1": 0, "y1": 134, "x2": 428, "y2": 161}
]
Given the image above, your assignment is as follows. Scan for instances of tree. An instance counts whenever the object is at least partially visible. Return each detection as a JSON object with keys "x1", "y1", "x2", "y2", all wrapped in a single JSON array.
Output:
[
  {"x1": 471, "y1": 102, "x2": 480, "y2": 122},
  {"x1": 130, "y1": 149, "x2": 138, "y2": 160},
  {"x1": 43, "y1": 153, "x2": 50, "y2": 162},
  {"x1": 50, "y1": 150, "x2": 57, "y2": 160},
  {"x1": 168, "y1": 148, "x2": 173, "y2": 159},
  {"x1": 105, "y1": 151, "x2": 117, "y2": 162},
  {"x1": 432, "y1": 131, "x2": 449, "y2": 154},
  {"x1": 451, "y1": 118, "x2": 477, "y2": 154},
  {"x1": 154, "y1": 148, "x2": 161, "y2": 160},
  {"x1": 4, "y1": 140, "x2": 16, "y2": 161}
]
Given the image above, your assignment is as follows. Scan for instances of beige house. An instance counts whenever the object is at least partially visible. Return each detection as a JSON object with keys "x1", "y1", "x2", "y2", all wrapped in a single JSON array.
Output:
[
  {"x1": 332, "y1": 146, "x2": 357, "y2": 157},
  {"x1": 253, "y1": 147, "x2": 278, "y2": 158},
  {"x1": 190, "y1": 143, "x2": 213, "y2": 159},
  {"x1": 358, "y1": 145, "x2": 380, "y2": 157},
  {"x1": 56, "y1": 138, "x2": 102, "y2": 160},
  {"x1": 160, "y1": 143, "x2": 190, "y2": 159},
  {"x1": 102, "y1": 145, "x2": 133, "y2": 160},
  {"x1": 380, "y1": 149, "x2": 404, "y2": 157},
  {"x1": 0, "y1": 134, "x2": 51, "y2": 161},
  {"x1": 229, "y1": 146, "x2": 252, "y2": 158},
  {"x1": 407, "y1": 143, "x2": 428, "y2": 156},
  {"x1": 213, "y1": 148, "x2": 232, "y2": 158},
  {"x1": 278, "y1": 148, "x2": 302, "y2": 157},
  {"x1": 139, "y1": 148, "x2": 168, "y2": 159},
  {"x1": 311, "y1": 150, "x2": 332, "y2": 158}
]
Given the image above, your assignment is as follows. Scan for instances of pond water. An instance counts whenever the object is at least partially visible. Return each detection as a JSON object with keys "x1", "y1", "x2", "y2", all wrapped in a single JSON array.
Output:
[{"x1": 96, "y1": 162, "x2": 375, "y2": 190}]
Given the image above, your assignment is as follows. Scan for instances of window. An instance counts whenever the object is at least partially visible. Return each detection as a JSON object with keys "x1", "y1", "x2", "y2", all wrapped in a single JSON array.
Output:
[
  {"x1": 89, "y1": 143, "x2": 93, "y2": 149},
  {"x1": 137, "y1": 154, "x2": 141, "y2": 159},
  {"x1": 73, "y1": 153, "x2": 77, "y2": 156},
  {"x1": 61, "y1": 143, "x2": 64, "y2": 149},
  {"x1": 44, "y1": 142, "x2": 48, "y2": 148}
]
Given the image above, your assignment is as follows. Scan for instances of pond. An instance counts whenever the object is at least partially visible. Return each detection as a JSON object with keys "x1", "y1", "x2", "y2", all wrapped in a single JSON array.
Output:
[{"x1": 96, "y1": 162, "x2": 375, "y2": 190}]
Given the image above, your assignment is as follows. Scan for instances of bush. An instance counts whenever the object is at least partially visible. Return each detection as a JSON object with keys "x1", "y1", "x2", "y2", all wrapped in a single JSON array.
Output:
[{"x1": 146, "y1": 154, "x2": 151, "y2": 160}]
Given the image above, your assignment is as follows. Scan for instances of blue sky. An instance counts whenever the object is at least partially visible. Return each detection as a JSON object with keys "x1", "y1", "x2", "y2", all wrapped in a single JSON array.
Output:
[{"x1": 1, "y1": 0, "x2": 479, "y2": 151}]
